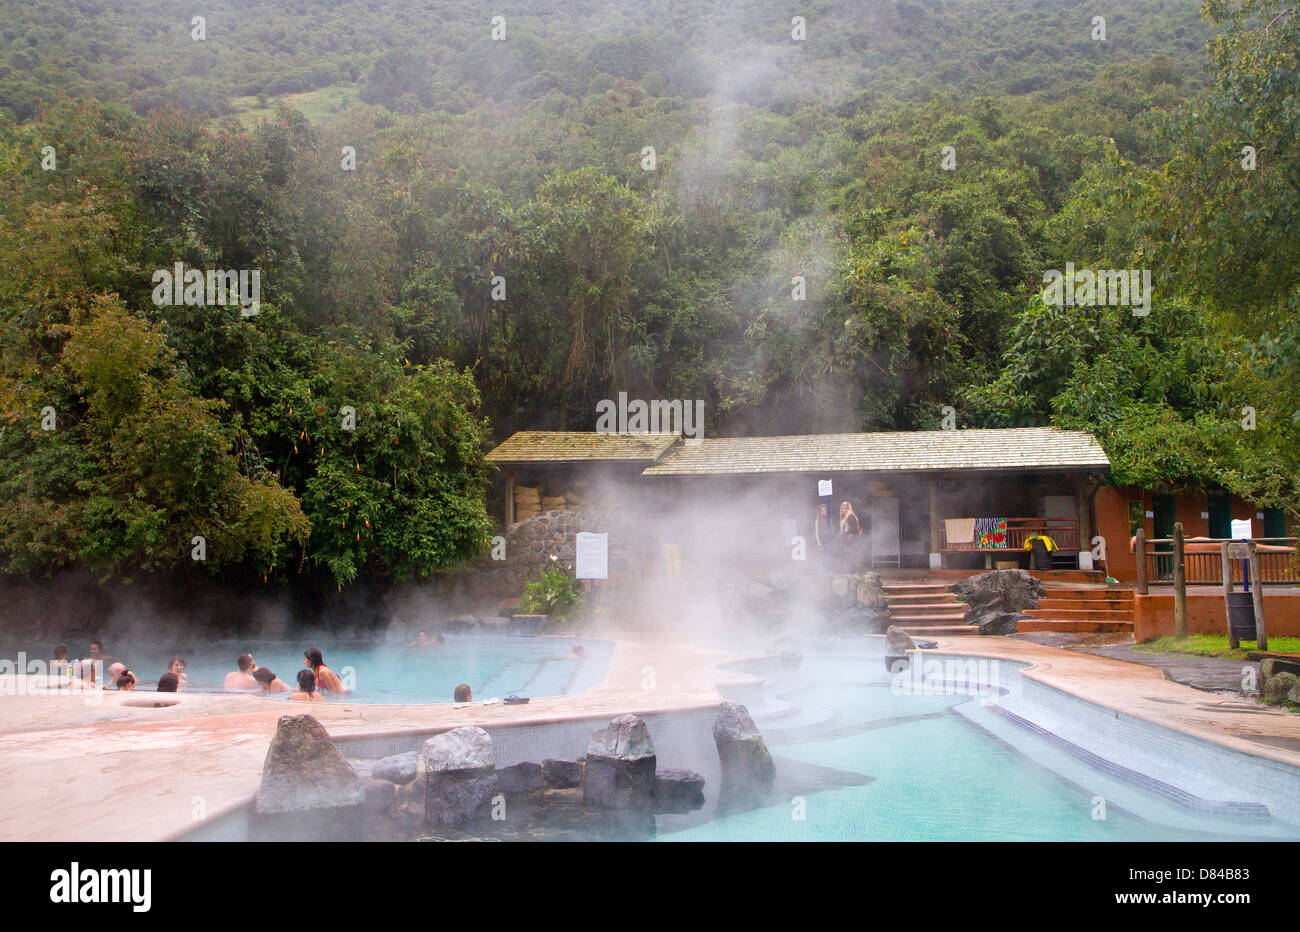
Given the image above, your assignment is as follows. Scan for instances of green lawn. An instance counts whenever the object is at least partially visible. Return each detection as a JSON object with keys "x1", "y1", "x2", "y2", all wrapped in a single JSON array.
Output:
[{"x1": 1136, "y1": 634, "x2": 1300, "y2": 660}]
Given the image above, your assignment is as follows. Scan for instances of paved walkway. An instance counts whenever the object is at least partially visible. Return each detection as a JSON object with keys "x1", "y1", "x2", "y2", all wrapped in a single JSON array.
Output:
[{"x1": 1013, "y1": 632, "x2": 1261, "y2": 694}]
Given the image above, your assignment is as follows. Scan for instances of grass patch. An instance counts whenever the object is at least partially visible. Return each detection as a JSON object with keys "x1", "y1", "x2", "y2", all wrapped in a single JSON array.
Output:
[
  {"x1": 1136, "y1": 634, "x2": 1300, "y2": 660},
  {"x1": 225, "y1": 86, "x2": 359, "y2": 128}
]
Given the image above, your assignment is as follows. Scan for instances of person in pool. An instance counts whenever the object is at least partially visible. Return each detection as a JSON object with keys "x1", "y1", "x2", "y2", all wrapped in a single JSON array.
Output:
[
  {"x1": 223, "y1": 654, "x2": 258, "y2": 690},
  {"x1": 167, "y1": 656, "x2": 188, "y2": 689},
  {"x1": 157, "y1": 672, "x2": 179, "y2": 692},
  {"x1": 289, "y1": 669, "x2": 324, "y2": 702},
  {"x1": 409, "y1": 631, "x2": 429, "y2": 648},
  {"x1": 104, "y1": 662, "x2": 127, "y2": 688},
  {"x1": 304, "y1": 648, "x2": 346, "y2": 695},
  {"x1": 116, "y1": 671, "x2": 136, "y2": 691},
  {"x1": 453, "y1": 684, "x2": 472, "y2": 703},
  {"x1": 564, "y1": 644, "x2": 586, "y2": 659},
  {"x1": 253, "y1": 667, "x2": 292, "y2": 694}
]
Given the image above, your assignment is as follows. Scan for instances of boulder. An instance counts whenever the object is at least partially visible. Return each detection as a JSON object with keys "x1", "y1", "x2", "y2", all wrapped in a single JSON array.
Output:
[
  {"x1": 1288, "y1": 681, "x2": 1300, "y2": 705},
  {"x1": 389, "y1": 773, "x2": 427, "y2": 830},
  {"x1": 1264, "y1": 671, "x2": 1299, "y2": 701},
  {"x1": 652, "y1": 768, "x2": 706, "y2": 813},
  {"x1": 251, "y1": 714, "x2": 364, "y2": 841},
  {"x1": 584, "y1": 715, "x2": 657, "y2": 810},
  {"x1": 422, "y1": 726, "x2": 498, "y2": 828},
  {"x1": 362, "y1": 778, "x2": 395, "y2": 815},
  {"x1": 370, "y1": 751, "x2": 419, "y2": 785},
  {"x1": 497, "y1": 761, "x2": 545, "y2": 794},
  {"x1": 1262, "y1": 657, "x2": 1300, "y2": 680},
  {"x1": 885, "y1": 625, "x2": 917, "y2": 655},
  {"x1": 542, "y1": 758, "x2": 584, "y2": 789},
  {"x1": 855, "y1": 573, "x2": 886, "y2": 610},
  {"x1": 713, "y1": 701, "x2": 775, "y2": 814},
  {"x1": 950, "y1": 570, "x2": 1045, "y2": 636}
]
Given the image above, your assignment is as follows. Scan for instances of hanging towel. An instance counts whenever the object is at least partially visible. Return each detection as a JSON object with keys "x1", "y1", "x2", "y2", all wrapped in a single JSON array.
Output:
[
  {"x1": 975, "y1": 517, "x2": 1008, "y2": 549},
  {"x1": 945, "y1": 518, "x2": 977, "y2": 544}
]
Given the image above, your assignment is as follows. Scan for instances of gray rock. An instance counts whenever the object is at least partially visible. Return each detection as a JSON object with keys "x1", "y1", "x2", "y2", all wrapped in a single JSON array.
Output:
[
  {"x1": 584, "y1": 715, "x2": 657, "y2": 810},
  {"x1": 422, "y1": 726, "x2": 498, "y2": 828},
  {"x1": 653, "y1": 768, "x2": 705, "y2": 812},
  {"x1": 251, "y1": 714, "x2": 364, "y2": 841},
  {"x1": 713, "y1": 701, "x2": 775, "y2": 814},
  {"x1": 363, "y1": 778, "x2": 395, "y2": 815},
  {"x1": 950, "y1": 570, "x2": 1044, "y2": 617},
  {"x1": 371, "y1": 751, "x2": 419, "y2": 785},
  {"x1": 1265, "y1": 671, "x2": 1299, "y2": 701},
  {"x1": 885, "y1": 625, "x2": 917, "y2": 655},
  {"x1": 348, "y1": 758, "x2": 373, "y2": 780},
  {"x1": 497, "y1": 761, "x2": 545, "y2": 794},
  {"x1": 1262, "y1": 657, "x2": 1300, "y2": 680},
  {"x1": 970, "y1": 608, "x2": 1029, "y2": 636},
  {"x1": 508, "y1": 614, "x2": 547, "y2": 637},
  {"x1": 1288, "y1": 681, "x2": 1300, "y2": 705},
  {"x1": 542, "y1": 758, "x2": 584, "y2": 788}
]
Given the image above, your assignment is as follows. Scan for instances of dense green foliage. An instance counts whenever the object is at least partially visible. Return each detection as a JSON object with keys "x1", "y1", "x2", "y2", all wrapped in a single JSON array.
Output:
[{"x1": 0, "y1": 0, "x2": 1296, "y2": 588}]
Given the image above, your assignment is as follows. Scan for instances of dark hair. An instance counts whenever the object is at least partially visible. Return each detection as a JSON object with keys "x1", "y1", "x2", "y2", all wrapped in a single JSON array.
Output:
[
  {"x1": 297, "y1": 669, "x2": 317, "y2": 694},
  {"x1": 116, "y1": 671, "x2": 135, "y2": 689},
  {"x1": 253, "y1": 668, "x2": 275, "y2": 687},
  {"x1": 91, "y1": 640, "x2": 103, "y2": 651},
  {"x1": 157, "y1": 672, "x2": 179, "y2": 692},
  {"x1": 453, "y1": 683, "x2": 471, "y2": 702},
  {"x1": 237, "y1": 653, "x2": 254, "y2": 672},
  {"x1": 304, "y1": 648, "x2": 324, "y2": 668},
  {"x1": 53, "y1": 645, "x2": 67, "y2": 660},
  {"x1": 168, "y1": 655, "x2": 185, "y2": 670}
]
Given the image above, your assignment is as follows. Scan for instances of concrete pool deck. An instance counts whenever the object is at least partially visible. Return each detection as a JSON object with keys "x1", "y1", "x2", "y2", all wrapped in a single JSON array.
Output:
[{"x1": 0, "y1": 633, "x2": 1298, "y2": 841}]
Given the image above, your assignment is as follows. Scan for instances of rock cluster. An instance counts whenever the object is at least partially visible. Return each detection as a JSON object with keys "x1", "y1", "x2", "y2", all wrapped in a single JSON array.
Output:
[
  {"x1": 1260, "y1": 657, "x2": 1300, "y2": 703},
  {"x1": 723, "y1": 571, "x2": 888, "y2": 635}
]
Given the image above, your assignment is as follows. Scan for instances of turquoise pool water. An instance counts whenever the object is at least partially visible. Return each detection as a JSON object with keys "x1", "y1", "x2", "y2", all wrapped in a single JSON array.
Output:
[
  {"x1": 661, "y1": 648, "x2": 1300, "y2": 842},
  {"x1": 28, "y1": 636, "x2": 612, "y2": 704}
]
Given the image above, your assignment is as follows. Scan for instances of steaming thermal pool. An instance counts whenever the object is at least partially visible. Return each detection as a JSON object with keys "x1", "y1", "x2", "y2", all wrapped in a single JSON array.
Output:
[
  {"x1": 657, "y1": 646, "x2": 1300, "y2": 842},
  {"x1": 25, "y1": 636, "x2": 612, "y2": 704}
]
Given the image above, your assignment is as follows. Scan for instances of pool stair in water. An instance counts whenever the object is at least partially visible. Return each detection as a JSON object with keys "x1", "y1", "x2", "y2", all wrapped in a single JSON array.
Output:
[{"x1": 883, "y1": 583, "x2": 976, "y2": 637}]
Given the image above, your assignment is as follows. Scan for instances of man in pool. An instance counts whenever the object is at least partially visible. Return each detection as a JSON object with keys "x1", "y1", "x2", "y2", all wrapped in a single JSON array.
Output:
[
  {"x1": 409, "y1": 631, "x2": 429, "y2": 648},
  {"x1": 564, "y1": 644, "x2": 586, "y2": 659},
  {"x1": 253, "y1": 667, "x2": 292, "y2": 694},
  {"x1": 103, "y1": 662, "x2": 127, "y2": 689},
  {"x1": 223, "y1": 653, "x2": 258, "y2": 690},
  {"x1": 453, "y1": 684, "x2": 472, "y2": 703},
  {"x1": 157, "y1": 672, "x2": 179, "y2": 692}
]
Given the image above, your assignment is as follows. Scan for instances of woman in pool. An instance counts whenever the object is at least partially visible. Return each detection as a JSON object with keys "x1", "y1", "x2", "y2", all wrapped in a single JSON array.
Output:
[
  {"x1": 303, "y1": 647, "x2": 346, "y2": 695},
  {"x1": 289, "y1": 669, "x2": 325, "y2": 702},
  {"x1": 253, "y1": 667, "x2": 292, "y2": 694},
  {"x1": 167, "y1": 656, "x2": 188, "y2": 689},
  {"x1": 453, "y1": 684, "x2": 472, "y2": 703}
]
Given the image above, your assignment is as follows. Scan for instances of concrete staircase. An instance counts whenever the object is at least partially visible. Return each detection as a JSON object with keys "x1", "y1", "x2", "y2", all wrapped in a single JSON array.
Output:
[
  {"x1": 883, "y1": 583, "x2": 975, "y2": 637},
  {"x1": 1019, "y1": 587, "x2": 1135, "y2": 633}
]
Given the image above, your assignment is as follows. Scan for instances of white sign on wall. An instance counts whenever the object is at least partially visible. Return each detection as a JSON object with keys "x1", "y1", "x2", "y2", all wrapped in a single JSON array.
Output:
[
  {"x1": 575, "y1": 532, "x2": 608, "y2": 580},
  {"x1": 1230, "y1": 518, "x2": 1253, "y2": 540},
  {"x1": 818, "y1": 480, "x2": 832, "y2": 497}
]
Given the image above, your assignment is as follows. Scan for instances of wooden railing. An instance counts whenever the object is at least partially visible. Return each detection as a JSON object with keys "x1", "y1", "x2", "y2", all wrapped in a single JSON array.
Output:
[
  {"x1": 1144, "y1": 538, "x2": 1298, "y2": 585},
  {"x1": 940, "y1": 517, "x2": 1080, "y2": 552}
]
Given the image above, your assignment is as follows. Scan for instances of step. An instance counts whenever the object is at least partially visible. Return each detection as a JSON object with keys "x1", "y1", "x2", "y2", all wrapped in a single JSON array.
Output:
[
  {"x1": 1024, "y1": 608, "x2": 1134, "y2": 622},
  {"x1": 889, "y1": 606, "x2": 966, "y2": 618},
  {"x1": 896, "y1": 625, "x2": 979, "y2": 637},
  {"x1": 891, "y1": 614, "x2": 973, "y2": 626},
  {"x1": 1037, "y1": 598, "x2": 1133, "y2": 611},
  {"x1": 887, "y1": 592, "x2": 960, "y2": 603},
  {"x1": 882, "y1": 584, "x2": 952, "y2": 593},
  {"x1": 1017, "y1": 619, "x2": 1133, "y2": 633},
  {"x1": 1040, "y1": 588, "x2": 1134, "y2": 601}
]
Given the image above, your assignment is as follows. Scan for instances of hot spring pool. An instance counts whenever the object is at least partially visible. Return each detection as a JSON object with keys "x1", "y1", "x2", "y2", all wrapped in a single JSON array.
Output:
[{"x1": 33, "y1": 636, "x2": 612, "y2": 704}]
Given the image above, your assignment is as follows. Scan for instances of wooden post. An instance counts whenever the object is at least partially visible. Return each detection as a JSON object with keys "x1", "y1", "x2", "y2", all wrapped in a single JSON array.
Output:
[
  {"x1": 1173, "y1": 522, "x2": 1187, "y2": 638},
  {"x1": 1135, "y1": 528, "x2": 1148, "y2": 595},
  {"x1": 504, "y1": 469, "x2": 515, "y2": 527},
  {"x1": 929, "y1": 478, "x2": 942, "y2": 568},
  {"x1": 1221, "y1": 542, "x2": 1236, "y2": 650},
  {"x1": 1248, "y1": 540, "x2": 1268, "y2": 651}
]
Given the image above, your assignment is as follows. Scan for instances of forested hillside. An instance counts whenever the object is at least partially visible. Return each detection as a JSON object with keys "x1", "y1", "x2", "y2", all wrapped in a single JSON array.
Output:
[{"x1": 1, "y1": 0, "x2": 1296, "y2": 589}]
